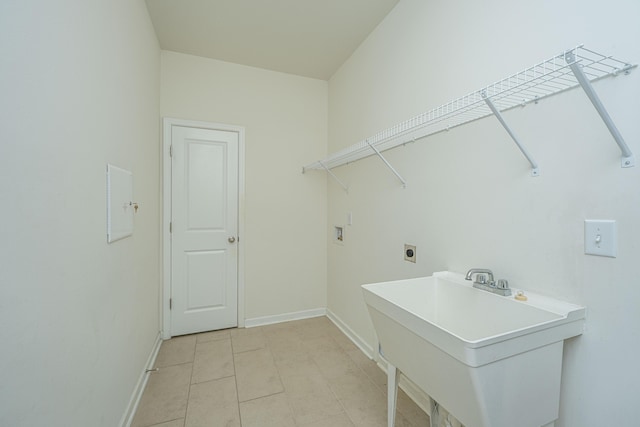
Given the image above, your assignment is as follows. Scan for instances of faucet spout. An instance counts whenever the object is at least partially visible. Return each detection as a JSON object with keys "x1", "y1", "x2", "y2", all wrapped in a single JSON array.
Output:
[{"x1": 465, "y1": 268, "x2": 494, "y2": 282}]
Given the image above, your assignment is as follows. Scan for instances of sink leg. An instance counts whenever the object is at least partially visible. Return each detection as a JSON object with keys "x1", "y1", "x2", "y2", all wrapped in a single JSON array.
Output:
[
  {"x1": 429, "y1": 399, "x2": 439, "y2": 427},
  {"x1": 387, "y1": 362, "x2": 399, "y2": 427}
]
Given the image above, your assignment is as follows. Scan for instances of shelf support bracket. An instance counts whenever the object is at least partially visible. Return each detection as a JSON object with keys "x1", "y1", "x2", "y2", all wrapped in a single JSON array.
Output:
[
  {"x1": 482, "y1": 92, "x2": 540, "y2": 177},
  {"x1": 366, "y1": 140, "x2": 407, "y2": 188},
  {"x1": 317, "y1": 161, "x2": 349, "y2": 192},
  {"x1": 565, "y1": 50, "x2": 634, "y2": 168}
]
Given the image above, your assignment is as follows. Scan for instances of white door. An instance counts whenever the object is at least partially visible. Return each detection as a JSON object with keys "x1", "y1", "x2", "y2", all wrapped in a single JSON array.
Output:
[{"x1": 170, "y1": 125, "x2": 239, "y2": 336}]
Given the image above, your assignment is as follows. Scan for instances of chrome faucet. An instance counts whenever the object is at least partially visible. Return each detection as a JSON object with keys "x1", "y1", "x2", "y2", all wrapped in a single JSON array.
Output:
[
  {"x1": 465, "y1": 268, "x2": 511, "y2": 296},
  {"x1": 465, "y1": 268, "x2": 494, "y2": 284}
]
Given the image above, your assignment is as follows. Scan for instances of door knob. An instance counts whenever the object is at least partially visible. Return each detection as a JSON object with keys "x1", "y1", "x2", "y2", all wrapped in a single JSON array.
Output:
[{"x1": 228, "y1": 237, "x2": 236, "y2": 243}]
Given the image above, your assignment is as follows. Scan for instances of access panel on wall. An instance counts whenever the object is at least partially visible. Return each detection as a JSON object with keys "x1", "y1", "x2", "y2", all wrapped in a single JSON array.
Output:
[{"x1": 106, "y1": 164, "x2": 135, "y2": 243}]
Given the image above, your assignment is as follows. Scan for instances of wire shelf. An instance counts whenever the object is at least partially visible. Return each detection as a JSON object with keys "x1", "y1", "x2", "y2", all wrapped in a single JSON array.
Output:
[{"x1": 303, "y1": 45, "x2": 636, "y2": 172}]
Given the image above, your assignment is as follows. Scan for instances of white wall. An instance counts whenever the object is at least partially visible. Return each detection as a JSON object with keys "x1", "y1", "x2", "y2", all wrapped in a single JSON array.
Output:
[
  {"x1": 0, "y1": 1, "x2": 161, "y2": 426},
  {"x1": 327, "y1": 0, "x2": 640, "y2": 426},
  {"x1": 161, "y1": 52, "x2": 328, "y2": 322}
]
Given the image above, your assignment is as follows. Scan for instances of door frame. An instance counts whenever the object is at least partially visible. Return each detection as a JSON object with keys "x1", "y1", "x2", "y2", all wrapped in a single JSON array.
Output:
[{"x1": 162, "y1": 117, "x2": 246, "y2": 339}]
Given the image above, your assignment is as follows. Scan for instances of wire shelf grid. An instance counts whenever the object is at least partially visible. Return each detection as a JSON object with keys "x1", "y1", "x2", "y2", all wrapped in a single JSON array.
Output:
[{"x1": 303, "y1": 45, "x2": 635, "y2": 172}]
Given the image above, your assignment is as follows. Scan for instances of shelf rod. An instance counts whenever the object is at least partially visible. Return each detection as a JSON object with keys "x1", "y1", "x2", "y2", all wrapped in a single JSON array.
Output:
[
  {"x1": 318, "y1": 160, "x2": 349, "y2": 192},
  {"x1": 482, "y1": 92, "x2": 540, "y2": 177},
  {"x1": 366, "y1": 140, "x2": 407, "y2": 188},
  {"x1": 565, "y1": 50, "x2": 635, "y2": 168}
]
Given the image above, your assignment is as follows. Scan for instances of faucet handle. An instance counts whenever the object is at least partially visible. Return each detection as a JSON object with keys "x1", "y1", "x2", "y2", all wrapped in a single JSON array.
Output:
[{"x1": 496, "y1": 279, "x2": 510, "y2": 290}]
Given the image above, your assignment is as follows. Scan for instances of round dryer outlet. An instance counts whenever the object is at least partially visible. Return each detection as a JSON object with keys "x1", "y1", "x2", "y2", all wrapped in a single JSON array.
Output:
[{"x1": 404, "y1": 244, "x2": 416, "y2": 263}]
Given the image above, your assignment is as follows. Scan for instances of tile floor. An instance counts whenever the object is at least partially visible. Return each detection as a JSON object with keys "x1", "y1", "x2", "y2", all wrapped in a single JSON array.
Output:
[{"x1": 131, "y1": 316, "x2": 430, "y2": 427}]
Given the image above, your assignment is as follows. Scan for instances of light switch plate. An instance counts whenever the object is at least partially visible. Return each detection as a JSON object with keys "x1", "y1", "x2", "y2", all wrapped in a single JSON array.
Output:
[{"x1": 584, "y1": 220, "x2": 617, "y2": 257}]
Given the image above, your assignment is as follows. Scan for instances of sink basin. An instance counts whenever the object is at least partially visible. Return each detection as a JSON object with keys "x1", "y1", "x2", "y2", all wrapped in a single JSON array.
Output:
[{"x1": 362, "y1": 271, "x2": 585, "y2": 427}]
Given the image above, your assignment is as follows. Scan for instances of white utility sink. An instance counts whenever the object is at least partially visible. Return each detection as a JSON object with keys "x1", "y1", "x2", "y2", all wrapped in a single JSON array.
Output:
[{"x1": 362, "y1": 271, "x2": 585, "y2": 427}]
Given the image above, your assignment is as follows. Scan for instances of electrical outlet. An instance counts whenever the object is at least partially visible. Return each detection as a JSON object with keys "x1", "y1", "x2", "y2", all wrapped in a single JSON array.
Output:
[
  {"x1": 333, "y1": 226, "x2": 344, "y2": 245},
  {"x1": 584, "y1": 220, "x2": 617, "y2": 257},
  {"x1": 404, "y1": 244, "x2": 416, "y2": 263}
]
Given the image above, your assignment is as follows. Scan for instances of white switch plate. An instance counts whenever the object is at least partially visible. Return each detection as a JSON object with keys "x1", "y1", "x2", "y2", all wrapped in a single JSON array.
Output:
[{"x1": 584, "y1": 220, "x2": 617, "y2": 257}]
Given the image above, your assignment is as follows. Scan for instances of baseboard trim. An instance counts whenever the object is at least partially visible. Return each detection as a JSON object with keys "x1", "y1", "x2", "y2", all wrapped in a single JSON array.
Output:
[
  {"x1": 244, "y1": 307, "x2": 327, "y2": 328},
  {"x1": 120, "y1": 332, "x2": 163, "y2": 427},
  {"x1": 326, "y1": 309, "x2": 374, "y2": 361}
]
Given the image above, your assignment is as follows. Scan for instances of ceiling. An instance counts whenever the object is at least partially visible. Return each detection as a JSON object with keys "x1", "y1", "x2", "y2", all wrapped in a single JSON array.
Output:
[{"x1": 145, "y1": 0, "x2": 399, "y2": 80}]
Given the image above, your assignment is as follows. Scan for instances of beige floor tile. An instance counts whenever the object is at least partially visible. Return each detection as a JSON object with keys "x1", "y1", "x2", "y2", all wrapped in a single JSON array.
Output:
[
  {"x1": 328, "y1": 328, "x2": 360, "y2": 353},
  {"x1": 155, "y1": 335, "x2": 197, "y2": 368},
  {"x1": 345, "y1": 347, "x2": 374, "y2": 368},
  {"x1": 261, "y1": 320, "x2": 299, "y2": 337},
  {"x1": 346, "y1": 349, "x2": 387, "y2": 390},
  {"x1": 396, "y1": 389, "x2": 430, "y2": 426},
  {"x1": 302, "y1": 335, "x2": 342, "y2": 353},
  {"x1": 191, "y1": 338, "x2": 234, "y2": 384},
  {"x1": 268, "y1": 328, "x2": 309, "y2": 359},
  {"x1": 185, "y1": 377, "x2": 240, "y2": 427},
  {"x1": 329, "y1": 370, "x2": 386, "y2": 411},
  {"x1": 131, "y1": 363, "x2": 193, "y2": 426},
  {"x1": 231, "y1": 327, "x2": 267, "y2": 353},
  {"x1": 264, "y1": 326, "x2": 302, "y2": 351},
  {"x1": 234, "y1": 348, "x2": 283, "y2": 402},
  {"x1": 364, "y1": 365, "x2": 387, "y2": 390},
  {"x1": 196, "y1": 329, "x2": 231, "y2": 343},
  {"x1": 282, "y1": 371, "x2": 344, "y2": 425},
  {"x1": 238, "y1": 393, "x2": 295, "y2": 427},
  {"x1": 229, "y1": 326, "x2": 263, "y2": 339},
  {"x1": 272, "y1": 345, "x2": 318, "y2": 378},
  {"x1": 343, "y1": 401, "x2": 387, "y2": 427},
  {"x1": 338, "y1": 386, "x2": 418, "y2": 427},
  {"x1": 295, "y1": 317, "x2": 336, "y2": 341},
  {"x1": 312, "y1": 347, "x2": 361, "y2": 381},
  {"x1": 148, "y1": 419, "x2": 185, "y2": 427},
  {"x1": 269, "y1": 340, "x2": 308, "y2": 362},
  {"x1": 394, "y1": 412, "x2": 421, "y2": 427},
  {"x1": 297, "y1": 412, "x2": 355, "y2": 427},
  {"x1": 275, "y1": 356, "x2": 320, "y2": 379},
  {"x1": 341, "y1": 400, "x2": 415, "y2": 427}
]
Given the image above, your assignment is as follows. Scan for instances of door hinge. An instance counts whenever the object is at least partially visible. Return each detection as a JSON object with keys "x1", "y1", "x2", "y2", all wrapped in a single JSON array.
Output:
[
  {"x1": 169, "y1": 145, "x2": 173, "y2": 157},
  {"x1": 169, "y1": 298, "x2": 172, "y2": 310},
  {"x1": 169, "y1": 222, "x2": 172, "y2": 233}
]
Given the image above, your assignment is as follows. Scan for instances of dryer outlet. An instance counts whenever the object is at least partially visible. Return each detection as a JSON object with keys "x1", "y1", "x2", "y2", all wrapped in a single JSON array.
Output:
[{"x1": 404, "y1": 244, "x2": 416, "y2": 263}]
